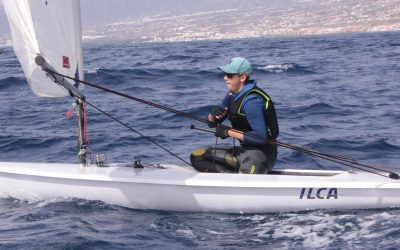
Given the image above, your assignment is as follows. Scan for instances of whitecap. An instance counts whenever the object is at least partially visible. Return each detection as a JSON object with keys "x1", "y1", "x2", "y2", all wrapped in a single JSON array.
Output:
[
  {"x1": 176, "y1": 229, "x2": 195, "y2": 237},
  {"x1": 84, "y1": 68, "x2": 99, "y2": 74},
  {"x1": 82, "y1": 35, "x2": 106, "y2": 41},
  {"x1": 0, "y1": 39, "x2": 12, "y2": 48},
  {"x1": 257, "y1": 63, "x2": 296, "y2": 73}
]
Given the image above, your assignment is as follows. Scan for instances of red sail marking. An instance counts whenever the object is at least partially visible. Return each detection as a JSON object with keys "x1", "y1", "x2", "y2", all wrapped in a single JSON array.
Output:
[{"x1": 63, "y1": 56, "x2": 70, "y2": 68}]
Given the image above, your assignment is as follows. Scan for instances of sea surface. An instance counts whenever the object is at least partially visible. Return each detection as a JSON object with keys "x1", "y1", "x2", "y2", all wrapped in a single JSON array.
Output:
[{"x1": 0, "y1": 31, "x2": 400, "y2": 249}]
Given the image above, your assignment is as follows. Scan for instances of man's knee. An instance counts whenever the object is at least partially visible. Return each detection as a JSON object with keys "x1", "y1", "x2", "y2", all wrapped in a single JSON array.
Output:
[
  {"x1": 190, "y1": 147, "x2": 237, "y2": 173},
  {"x1": 190, "y1": 148, "x2": 209, "y2": 172},
  {"x1": 238, "y1": 149, "x2": 274, "y2": 174}
]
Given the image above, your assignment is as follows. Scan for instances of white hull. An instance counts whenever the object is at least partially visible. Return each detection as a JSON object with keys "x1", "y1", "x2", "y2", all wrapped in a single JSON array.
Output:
[{"x1": 0, "y1": 162, "x2": 399, "y2": 213}]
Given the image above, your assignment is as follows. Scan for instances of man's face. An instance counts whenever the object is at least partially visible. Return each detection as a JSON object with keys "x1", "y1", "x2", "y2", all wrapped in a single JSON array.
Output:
[{"x1": 224, "y1": 73, "x2": 247, "y2": 93}]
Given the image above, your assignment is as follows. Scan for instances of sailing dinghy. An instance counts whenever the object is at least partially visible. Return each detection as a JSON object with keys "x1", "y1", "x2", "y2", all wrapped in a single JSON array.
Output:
[{"x1": 1, "y1": 0, "x2": 399, "y2": 213}]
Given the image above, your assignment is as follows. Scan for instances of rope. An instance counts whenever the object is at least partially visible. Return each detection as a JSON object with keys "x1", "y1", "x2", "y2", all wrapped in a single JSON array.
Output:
[
  {"x1": 85, "y1": 100, "x2": 192, "y2": 167},
  {"x1": 44, "y1": 69, "x2": 399, "y2": 179}
]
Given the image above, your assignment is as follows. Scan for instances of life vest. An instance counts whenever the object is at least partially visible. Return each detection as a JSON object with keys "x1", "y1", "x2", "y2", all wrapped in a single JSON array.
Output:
[{"x1": 228, "y1": 85, "x2": 279, "y2": 139}]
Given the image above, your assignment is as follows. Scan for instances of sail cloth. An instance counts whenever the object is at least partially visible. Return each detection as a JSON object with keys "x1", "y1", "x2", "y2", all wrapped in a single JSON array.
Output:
[{"x1": 3, "y1": 0, "x2": 84, "y2": 97}]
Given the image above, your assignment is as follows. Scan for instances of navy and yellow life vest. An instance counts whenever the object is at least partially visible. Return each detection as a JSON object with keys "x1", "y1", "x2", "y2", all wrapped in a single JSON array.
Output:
[{"x1": 228, "y1": 86, "x2": 279, "y2": 139}]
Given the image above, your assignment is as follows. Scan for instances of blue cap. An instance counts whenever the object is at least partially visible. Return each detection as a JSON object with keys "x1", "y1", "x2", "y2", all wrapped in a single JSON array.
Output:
[{"x1": 219, "y1": 57, "x2": 252, "y2": 76}]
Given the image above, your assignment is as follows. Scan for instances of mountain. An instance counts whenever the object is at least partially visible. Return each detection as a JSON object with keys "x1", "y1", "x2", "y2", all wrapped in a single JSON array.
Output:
[
  {"x1": 82, "y1": 0, "x2": 400, "y2": 42},
  {"x1": 80, "y1": 0, "x2": 269, "y2": 26},
  {"x1": 1, "y1": 0, "x2": 400, "y2": 43}
]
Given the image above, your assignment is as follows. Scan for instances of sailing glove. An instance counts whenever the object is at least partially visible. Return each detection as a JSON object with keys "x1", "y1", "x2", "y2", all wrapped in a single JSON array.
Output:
[
  {"x1": 210, "y1": 106, "x2": 226, "y2": 118},
  {"x1": 208, "y1": 106, "x2": 227, "y2": 128},
  {"x1": 215, "y1": 127, "x2": 229, "y2": 139}
]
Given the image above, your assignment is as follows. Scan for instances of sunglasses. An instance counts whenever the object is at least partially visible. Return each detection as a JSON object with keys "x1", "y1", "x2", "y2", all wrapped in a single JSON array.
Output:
[{"x1": 225, "y1": 73, "x2": 240, "y2": 79}]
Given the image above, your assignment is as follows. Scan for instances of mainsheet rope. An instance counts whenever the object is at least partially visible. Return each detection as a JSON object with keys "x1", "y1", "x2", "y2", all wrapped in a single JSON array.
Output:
[{"x1": 44, "y1": 69, "x2": 399, "y2": 179}]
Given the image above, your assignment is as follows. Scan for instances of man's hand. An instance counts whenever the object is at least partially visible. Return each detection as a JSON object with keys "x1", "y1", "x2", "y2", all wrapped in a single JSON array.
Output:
[
  {"x1": 210, "y1": 106, "x2": 227, "y2": 120},
  {"x1": 215, "y1": 127, "x2": 230, "y2": 139}
]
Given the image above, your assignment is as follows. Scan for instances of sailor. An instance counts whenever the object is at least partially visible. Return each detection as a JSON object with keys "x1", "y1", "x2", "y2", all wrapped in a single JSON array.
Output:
[{"x1": 190, "y1": 57, "x2": 278, "y2": 174}]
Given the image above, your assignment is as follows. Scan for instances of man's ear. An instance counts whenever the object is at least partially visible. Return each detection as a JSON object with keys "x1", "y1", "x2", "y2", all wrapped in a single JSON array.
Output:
[{"x1": 240, "y1": 74, "x2": 247, "y2": 83}]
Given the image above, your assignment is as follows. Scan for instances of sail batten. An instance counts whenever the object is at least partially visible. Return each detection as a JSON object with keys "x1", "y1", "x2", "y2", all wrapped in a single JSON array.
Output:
[{"x1": 3, "y1": 0, "x2": 83, "y2": 97}]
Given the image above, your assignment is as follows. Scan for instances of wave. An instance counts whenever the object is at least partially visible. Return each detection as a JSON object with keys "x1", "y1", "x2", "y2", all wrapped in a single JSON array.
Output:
[
  {"x1": 0, "y1": 39, "x2": 12, "y2": 49},
  {"x1": 0, "y1": 76, "x2": 27, "y2": 91},
  {"x1": 255, "y1": 63, "x2": 315, "y2": 74},
  {"x1": 306, "y1": 138, "x2": 400, "y2": 157},
  {"x1": 84, "y1": 68, "x2": 100, "y2": 74},
  {"x1": 277, "y1": 138, "x2": 400, "y2": 171},
  {"x1": 84, "y1": 67, "x2": 218, "y2": 86},
  {"x1": 294, "y1": 124, "x2": 329, "y2": 131},
  {"x1": 353, "y1": 139, "x2": 400, "y2": 152},
  {"x1": 0, "y1": 136, "x2": 71, "y2": 152},
  {"x1": 86, "y1": 67, "x2": 187, "y2": 77},
  {"x1": 1, "y1": 196, "x2": 400, "y2": 249},
  {"x1": 162, "y1": 54, "x2": 194, "y2": 61},
  {"x1": 96, "y1": 68, "x2": 161, "y2": 78},
  {"x1": 82, "y1": 35, "x2": 107, "y2": 41},
  {"x1": 257, "y1": 63, "x2": 295, "y2": 73},
  {"x1": 301, "y1": 103, "x2": 340, "y2": 115},
  {"x1": 150, "y1": 105, "x2": 212, "y2": 122},
  {"x1": 185, "y1": 105, "x2": 214, "y2": 117},
  {"x1": 280, "y1": 102, "x2": 352, "y2": 118}
]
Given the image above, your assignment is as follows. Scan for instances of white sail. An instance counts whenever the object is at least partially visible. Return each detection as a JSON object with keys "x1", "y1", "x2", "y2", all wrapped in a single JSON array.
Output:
[{"x1": 3, "y1": 0, "x2": 84, "y2": 97}]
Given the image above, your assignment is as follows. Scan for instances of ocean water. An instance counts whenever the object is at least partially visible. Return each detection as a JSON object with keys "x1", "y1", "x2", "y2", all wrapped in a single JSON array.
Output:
[{"x1": 1, "y1": 31, "x2": 400, "y2": 249}]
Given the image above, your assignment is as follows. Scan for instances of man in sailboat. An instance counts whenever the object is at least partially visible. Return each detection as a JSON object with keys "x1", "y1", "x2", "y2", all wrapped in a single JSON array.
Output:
[{"x1": 191, "y1": 57, "x2": 278, "y2": 174}]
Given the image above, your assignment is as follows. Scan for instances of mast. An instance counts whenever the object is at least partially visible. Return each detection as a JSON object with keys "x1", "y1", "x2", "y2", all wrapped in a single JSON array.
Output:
[{"x1": 76, "y1": 98, "x2": 87, "y2": 165}]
